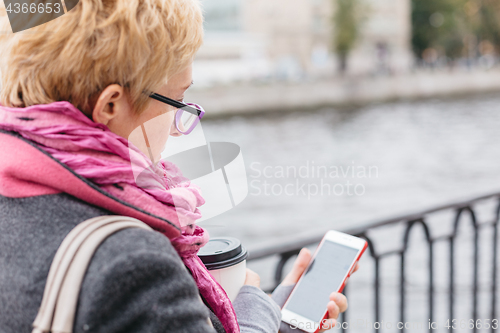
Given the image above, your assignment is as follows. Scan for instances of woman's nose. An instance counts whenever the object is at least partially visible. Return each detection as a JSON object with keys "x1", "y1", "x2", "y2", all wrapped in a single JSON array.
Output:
[{"x1": 170, "y1": 120, "x2": 182, "y2": 137}]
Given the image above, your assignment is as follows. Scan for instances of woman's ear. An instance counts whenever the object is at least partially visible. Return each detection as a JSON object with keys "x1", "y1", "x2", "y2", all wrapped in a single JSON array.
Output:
[{"x1": 92, "y1": 84, "x2": 130, "y2": 125}]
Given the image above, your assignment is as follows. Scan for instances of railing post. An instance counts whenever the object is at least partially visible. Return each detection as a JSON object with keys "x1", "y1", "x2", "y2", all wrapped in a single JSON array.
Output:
[
  {"x1": 472, "y1": 209, "x2": 479, "y2": 333},
  {"x1": 374, "y1": 257, "x2": 380, "y2": 331},
  {"x1": 400, "y1": 250, "x2": 405, "y2": 332},
  {"x1": 449, "y1": 235, "x2": 455, "y2": 323},
  {"x1": 491, "y1": 199, "x2": 500, "y2": 332},
  {"x1": 452, "y1": 207, "x2": 479, "y2": 332},
  {"x1": 428, "y1": 239, "x2": 434, "y2": 327},
  {"x1": 342, "y1": 284, "x2": 348, "y2": 333}
]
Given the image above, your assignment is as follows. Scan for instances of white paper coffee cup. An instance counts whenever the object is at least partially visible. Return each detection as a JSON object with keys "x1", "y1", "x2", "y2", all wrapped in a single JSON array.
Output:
[{"x1": 198, "y1": 237, "x2": 248, "y2": 301}]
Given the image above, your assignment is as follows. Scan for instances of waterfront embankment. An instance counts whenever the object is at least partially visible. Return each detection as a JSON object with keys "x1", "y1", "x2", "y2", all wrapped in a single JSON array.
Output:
[{"x1": 186, "y1": 68, "x2": 500, "y2": 117}]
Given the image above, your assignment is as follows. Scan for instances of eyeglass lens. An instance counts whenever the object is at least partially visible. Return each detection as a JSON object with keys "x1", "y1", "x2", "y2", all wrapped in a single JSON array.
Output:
[{"x1": 177, "y1": 105, "x2": 199, "y2": 133}]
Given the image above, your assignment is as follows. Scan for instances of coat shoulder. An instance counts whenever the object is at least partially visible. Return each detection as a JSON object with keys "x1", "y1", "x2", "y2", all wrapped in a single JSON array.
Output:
[{"x1": 0, "y1": 193, "x2": 218, "y2": 333}]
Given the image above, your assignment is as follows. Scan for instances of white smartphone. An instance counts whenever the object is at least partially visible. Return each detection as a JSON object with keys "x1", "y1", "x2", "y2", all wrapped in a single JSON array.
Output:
[{"x1": 281, "y1": 230, "x2": 368, "y2": 333}]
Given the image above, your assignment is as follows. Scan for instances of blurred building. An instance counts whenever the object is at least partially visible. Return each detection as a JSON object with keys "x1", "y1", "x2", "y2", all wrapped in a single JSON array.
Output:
[{"x1": 193, "y1": 0, "x2": 413, "y2": 87}]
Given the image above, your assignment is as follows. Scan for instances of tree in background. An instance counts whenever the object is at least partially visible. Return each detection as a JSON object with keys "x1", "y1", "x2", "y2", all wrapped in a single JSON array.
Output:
[
  {"x1": 332, "y1": 0, "x2": 362, "y2": 74},
  {"x1": 411, "y1": 0, "x2": 467, "y2": 61},
  {"x1": 475, "y1": 0, "x2": 500, "y2": 52},
  {"x1": 412, "y1": 0, "x2": 500, "y2": 62}
]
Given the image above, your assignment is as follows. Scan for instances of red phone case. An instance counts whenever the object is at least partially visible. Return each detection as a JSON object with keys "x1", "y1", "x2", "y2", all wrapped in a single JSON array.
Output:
[{"x1": 313, "y1": 239, "x2": 368, "y2": 333}]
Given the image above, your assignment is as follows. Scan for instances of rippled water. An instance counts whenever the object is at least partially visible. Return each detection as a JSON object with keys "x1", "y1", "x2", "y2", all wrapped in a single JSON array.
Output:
[{"x1": 199, "y1": 93, "x2": 500, "y2": 247}]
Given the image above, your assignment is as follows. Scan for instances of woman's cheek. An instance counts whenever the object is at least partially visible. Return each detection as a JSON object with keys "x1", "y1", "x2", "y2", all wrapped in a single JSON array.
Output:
[
  {"x1": 130, "y1": 111, "x2": 173, "y2": 162},
  {"x1": 153, "y1": 112, "x2": 175, "y2": 159}
]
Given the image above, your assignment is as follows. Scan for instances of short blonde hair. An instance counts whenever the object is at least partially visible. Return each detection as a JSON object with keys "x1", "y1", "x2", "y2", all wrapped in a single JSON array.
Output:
[{"x1": 0, "y1": 0, "x2": 203, "y2": 115}]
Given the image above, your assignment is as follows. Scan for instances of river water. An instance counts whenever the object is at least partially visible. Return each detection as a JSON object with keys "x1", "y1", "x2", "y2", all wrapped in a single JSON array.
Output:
[{"x1": 199, "y1": 93, "x2": 500, "y2": 247}]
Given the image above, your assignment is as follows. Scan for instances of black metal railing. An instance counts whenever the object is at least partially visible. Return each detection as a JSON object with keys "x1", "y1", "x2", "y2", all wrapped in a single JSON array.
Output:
[{"x1": 247, "y1": 192, "x2": 500, "y2": 332}]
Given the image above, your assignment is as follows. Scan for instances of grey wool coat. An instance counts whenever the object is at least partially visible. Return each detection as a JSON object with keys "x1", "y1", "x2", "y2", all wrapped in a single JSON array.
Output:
[{"x1": 0, "y1": 129, "x2": 282, "y2": 333}]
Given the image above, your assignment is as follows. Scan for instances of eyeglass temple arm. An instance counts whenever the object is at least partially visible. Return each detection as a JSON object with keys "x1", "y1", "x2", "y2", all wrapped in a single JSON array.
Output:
[{"x1": 149, "y1": 93, "x2": 201, "y2": 116}]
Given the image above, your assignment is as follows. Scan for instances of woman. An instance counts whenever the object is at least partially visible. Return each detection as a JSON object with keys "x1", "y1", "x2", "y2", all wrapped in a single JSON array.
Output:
[{"x1": 0, "y1": 0, "x2": 349, "y2": 332}]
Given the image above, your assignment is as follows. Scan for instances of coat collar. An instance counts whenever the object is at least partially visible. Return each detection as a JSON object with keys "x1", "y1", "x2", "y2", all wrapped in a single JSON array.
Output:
[{"x1": 0, "y1": 130, "x2": 181, "y2": 239}]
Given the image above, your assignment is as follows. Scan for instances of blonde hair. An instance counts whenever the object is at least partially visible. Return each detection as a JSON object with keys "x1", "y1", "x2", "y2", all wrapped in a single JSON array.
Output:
[{"x1": 0, "y1": 0, "x2": 203, "y2": 115}]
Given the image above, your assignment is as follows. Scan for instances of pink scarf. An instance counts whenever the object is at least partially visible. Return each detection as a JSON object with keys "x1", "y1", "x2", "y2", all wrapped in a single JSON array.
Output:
[{"x1": 0, "y1": 101, "x2": 239, "y2": 333}]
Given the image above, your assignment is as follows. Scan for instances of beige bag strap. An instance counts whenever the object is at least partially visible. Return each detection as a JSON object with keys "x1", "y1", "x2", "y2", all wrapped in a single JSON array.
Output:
[{"x1": 32, "y1": 216, "x2": 153, "y2": 333}]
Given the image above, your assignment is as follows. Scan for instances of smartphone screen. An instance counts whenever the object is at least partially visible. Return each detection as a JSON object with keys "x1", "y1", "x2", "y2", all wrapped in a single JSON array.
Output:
[{"x1": 284, "y1": 240, "x2": 360, "y2": 322}]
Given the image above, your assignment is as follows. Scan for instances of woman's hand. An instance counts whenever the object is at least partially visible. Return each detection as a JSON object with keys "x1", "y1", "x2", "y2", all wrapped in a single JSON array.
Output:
[
  {"x1": 244, "y1": 268, "x2": 261, "y2": 288},
  {"x1": 280, "y1": 247, "x2": 360, "y2": 332},
  {"x1": 317, "y1": 292, "x2": 348, "y2": 332}
]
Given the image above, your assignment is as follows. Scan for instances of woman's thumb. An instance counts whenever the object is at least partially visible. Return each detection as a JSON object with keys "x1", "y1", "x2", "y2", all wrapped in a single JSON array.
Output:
[{"x1": 281, "y1": 248, "x2": 312, "y2": 286}]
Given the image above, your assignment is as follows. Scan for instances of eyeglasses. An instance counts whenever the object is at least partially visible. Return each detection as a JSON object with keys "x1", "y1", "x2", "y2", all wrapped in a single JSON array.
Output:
[{"x1": 148, "y1": 92, "x2": 205, "y2": 135}]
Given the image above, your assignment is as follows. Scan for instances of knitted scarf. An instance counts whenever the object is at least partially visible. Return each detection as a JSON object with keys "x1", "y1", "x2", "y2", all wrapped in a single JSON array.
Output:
[{"x1": 0, "y1": 101, "x2": 239, "y2": 333}]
